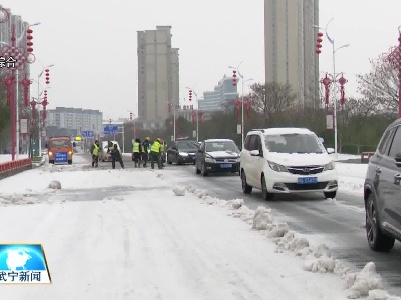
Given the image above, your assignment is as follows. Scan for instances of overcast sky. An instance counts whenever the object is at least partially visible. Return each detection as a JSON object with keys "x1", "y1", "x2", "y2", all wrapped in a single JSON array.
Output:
[{"x1": 2, "y1": 0, "x2": 401, "y2": 119}]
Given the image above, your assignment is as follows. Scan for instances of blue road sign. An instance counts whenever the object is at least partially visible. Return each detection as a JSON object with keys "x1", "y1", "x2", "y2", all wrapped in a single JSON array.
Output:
[
  {"x1": 103, "y1": 125, "x2": 118, "y2": 135},
  {"x1": 82, "y1": 131, "x2": 94, "y2": 138},
  {"x1": 54, "y1": 152, "x2": 68, "y2": 164}
]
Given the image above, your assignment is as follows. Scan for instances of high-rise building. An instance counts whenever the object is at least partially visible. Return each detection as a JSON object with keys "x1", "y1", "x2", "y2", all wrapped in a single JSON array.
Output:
[
  {"x1": 198, "y1": 75, "x2": 239, "y2": 119},
  {"x1": 264, "y1": 0, "x2": 319, "y2": 106},
  {"x1": 137, "y1": 26, "x2": 179, "y2": 130}
]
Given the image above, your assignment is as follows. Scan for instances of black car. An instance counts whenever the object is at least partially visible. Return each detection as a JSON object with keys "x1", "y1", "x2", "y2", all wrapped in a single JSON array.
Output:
[
  {"x1": 167, "y1": 140, "x2": 199, "y2": 165},
  {"x1": 364, "y1": 118, "x2": 401, "y2": 252},
  {"x1": 195, "y1": 139, "x2": 240, "y2": 176}
]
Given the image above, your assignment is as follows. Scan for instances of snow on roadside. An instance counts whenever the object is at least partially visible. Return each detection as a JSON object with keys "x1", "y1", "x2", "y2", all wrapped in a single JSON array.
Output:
[
  {"x1": 336, "y1": 162, "x2": 368, "y2": 197},
  {"x1": 0, "y1": 154, "x2": 29, "y2": 162},
  {"x1": 163, "y1": 177, "x2": 400, "y2": 300}
]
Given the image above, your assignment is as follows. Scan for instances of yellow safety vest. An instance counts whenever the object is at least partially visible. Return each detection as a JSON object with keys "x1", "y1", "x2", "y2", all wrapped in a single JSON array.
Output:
[
  {"x1": 151, "y1": 141, "x2": 160, "y2": 153},
  {"x1": 110, "y1": 142, "x2": 117, "y2": 153},
  {"x1": 133, "y1": 142, "x2": 141, "y2": 153},
  {"x1": 93, "y1": 144, "x2": 99, "y2": 156},
  {"x1": 160, "y1": 144, "x2": 165, "y2": 152}
]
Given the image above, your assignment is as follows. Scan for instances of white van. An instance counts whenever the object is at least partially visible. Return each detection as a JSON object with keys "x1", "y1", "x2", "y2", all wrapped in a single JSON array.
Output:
[
  {"x1": 239, "y1": 128, "x2": 338, "y2": 200},
  {"x1": 100, "y1": 141, "x2": 121, "y2": 162}
]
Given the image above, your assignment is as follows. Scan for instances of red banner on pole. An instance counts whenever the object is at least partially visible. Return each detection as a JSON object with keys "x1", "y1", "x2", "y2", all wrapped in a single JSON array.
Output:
[
  {"x1": 235, "y1": 99, "x2": 241, "y2": 118},
  {"x1": 246, "y1": 99, "x2": 251, "y2": 118}
]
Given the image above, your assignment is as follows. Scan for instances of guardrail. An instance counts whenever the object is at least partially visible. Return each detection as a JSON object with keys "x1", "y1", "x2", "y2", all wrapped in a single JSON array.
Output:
[{"x1": 0, "y1": 158, "x2": 33, "y2": 180}]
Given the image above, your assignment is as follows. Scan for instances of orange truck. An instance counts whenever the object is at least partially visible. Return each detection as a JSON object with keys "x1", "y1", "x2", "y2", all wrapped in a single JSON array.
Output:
[{"x1": 46, "y1": 136, "x2": 73, "y2": 164}]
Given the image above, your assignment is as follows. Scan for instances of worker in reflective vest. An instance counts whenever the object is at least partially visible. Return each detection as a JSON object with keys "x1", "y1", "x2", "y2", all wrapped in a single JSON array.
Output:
[
  {"x1": 107, "y1": 141, "x2": 124, "y2": 169},
  {"x1": 150, "y1": 138, "x2": 162, "y2": 169},
  {"x1": 132, "y1": 138, "x2": 143, "y2": 168},
  {"x1": 142, "y1": 137, "x2": 151, "y2": 167},
  {"x1": 91, "y1": 140, "x2": 100, "y2": 168}
]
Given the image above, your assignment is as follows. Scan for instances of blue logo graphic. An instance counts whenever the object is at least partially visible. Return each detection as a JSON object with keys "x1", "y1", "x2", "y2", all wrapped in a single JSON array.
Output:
[
  {"x1": 54, "y1": 152, "x2": 68, "y2": 163},
  {"x1": 0, "y1": 244, "x2": 51, "y2": 284}
]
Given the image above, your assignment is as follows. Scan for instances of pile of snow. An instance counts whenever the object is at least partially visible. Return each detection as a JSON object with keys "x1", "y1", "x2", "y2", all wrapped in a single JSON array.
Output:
[
  {"x1": 48, "y1": 180, "x2": 62, "y2": 189},
  {"x1": 182, "y1": 185, "x2": 400, "y2": 300},
  {"x1": 172, "y1": 186, "x2": 185, "y2": 196}
]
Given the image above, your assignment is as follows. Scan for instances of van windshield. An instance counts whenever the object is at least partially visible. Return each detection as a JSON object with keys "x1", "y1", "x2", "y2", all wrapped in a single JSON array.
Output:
[
  {"x1": 49, "y1": 139, "x2": 71, "y2": 148},
  {"x1": 264, "y1": 134, "x2": 323, "y2": 154}
]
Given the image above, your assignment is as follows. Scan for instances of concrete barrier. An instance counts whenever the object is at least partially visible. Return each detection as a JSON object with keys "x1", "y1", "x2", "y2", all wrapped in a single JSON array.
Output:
[{"x1": 0, "y1": 158, "x2": 32, "y2": 180}]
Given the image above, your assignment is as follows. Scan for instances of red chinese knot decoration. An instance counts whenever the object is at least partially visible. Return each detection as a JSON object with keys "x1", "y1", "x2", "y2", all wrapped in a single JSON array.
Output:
[{"x1": 321, "y1": 74, "x2": 333, "y2": 105}]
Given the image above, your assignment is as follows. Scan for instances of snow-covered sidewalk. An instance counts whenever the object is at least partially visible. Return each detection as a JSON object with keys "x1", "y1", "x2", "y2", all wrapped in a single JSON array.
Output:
[
  {"x1": 0, "y1": 162, "x2": 390, "y2": 299},
  {"x1": 0, "y1": 154, "x2": 29, "y2": 162}
]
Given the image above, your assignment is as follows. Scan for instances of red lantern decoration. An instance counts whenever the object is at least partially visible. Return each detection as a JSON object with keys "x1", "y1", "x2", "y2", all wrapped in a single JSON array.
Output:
[
  {"x1": 192, "y1": 111, "x2": 196, "y2": 124},
  {"x1": 245, "y1": 99, "x2": 251, "y2": 118},
  {"x1": 232, "y1": 70, "x2": 237, "y2": 86},
  {"x1": 188, "y1": 90, "x2": 192, "y2": 101},
  {"x1": 320, "y1": 74, "x2": 333, "y2": 105},
  {"x1": 30, "y1": 99, "x2": 37, "y2": 119},
  {"x1": 42, "y1": 97, "x2": 48, "y2": 120},
  {"x1": 338, "y1": 74, "x2": 348, "y2": 105},
  {"x1": 19, "y1": 76, "x2": 32, "y2": 106},
  {"x1": 45, "y1": 69, "x2": 50, "y2": 85},
  {"x1": 235, "y1": 99, "x2": 241, "y2": 118},
  {"x1": 26, "y1": 28, "x2": 33, "y2": 53},
  {"x1": 3, "y1": 75, "x2": 15, "y2": 106},
  {"x1": 316, "y1": 32, "x2": 323, "y2": 54}
]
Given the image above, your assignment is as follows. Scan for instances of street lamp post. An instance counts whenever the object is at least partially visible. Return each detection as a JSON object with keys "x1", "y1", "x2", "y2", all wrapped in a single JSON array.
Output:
[
  {"x1": 185, "y1": 87, "x2": 200, "y2": 142},
  {"x1": 313, "y1": 19, "x2": 350, "y2": 158},
  {"x1": 36, "y1": 64, "x2": 54, "y2": 155},
  {"x1": 228, "y1": 63, "x2": 253, "y2": 150},
  {"x1": 0, "y1": 12, "x2": 37, "y2": 160},
  {"x1": 165, "y1": 100, "x2": 177, "y2": 141},
  {"x1": 14, "y1": 18, "x2": 40, "y2": 159}
]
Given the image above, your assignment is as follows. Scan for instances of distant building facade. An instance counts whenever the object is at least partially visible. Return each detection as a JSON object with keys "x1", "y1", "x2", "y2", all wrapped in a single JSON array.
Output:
[
  {"x1": 264, "y1": 0, "x2": 319, "y2": 106},
  {"x1": 137, "y1": 26, "x2": 179, "y2": 130},
  {"x1": 45, "y1": 107, "x2": 103, "y2": 137},
  {"x1": 198, "y1": 75, "x2": 239, "y2": 119}
]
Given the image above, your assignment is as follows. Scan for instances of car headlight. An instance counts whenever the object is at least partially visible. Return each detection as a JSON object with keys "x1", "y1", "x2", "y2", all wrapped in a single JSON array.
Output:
[
  {"x1": 178, "y1": 152, "x2": 188, "y2": 157},
  {"x1": 48, "y1": 151, "x2": 53, "y2": 156},
  {"x1": 205, "y1": 154, "x2": 215, "y2": 163},
  {"x1": 267, "y1": 161, "x2": 288, "y2": 172},
  {"x1": 324, "y1": 161, "x2": 335, "y2": 171}
]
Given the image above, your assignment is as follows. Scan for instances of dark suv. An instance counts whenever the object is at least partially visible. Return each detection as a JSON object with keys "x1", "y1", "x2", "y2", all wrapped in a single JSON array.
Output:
[{"x1": 364, "y1": 119, "x2": 401, "y2": 252}]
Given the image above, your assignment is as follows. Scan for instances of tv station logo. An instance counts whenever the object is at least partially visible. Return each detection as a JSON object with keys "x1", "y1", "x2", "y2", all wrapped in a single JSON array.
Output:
[
  {"x1": 0, "y1": 56, "x2": 17, "y2": 68},
  {"x1": 0, "y1": 243, "x2": 51, "y2": 284}
]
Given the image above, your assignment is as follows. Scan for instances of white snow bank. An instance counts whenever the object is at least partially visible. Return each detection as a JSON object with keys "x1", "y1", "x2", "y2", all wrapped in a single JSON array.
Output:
[
  {"x1": 0, "y1": 161, "x2": 169, "y2": 197},
  {"x1": 336, "y1": 162, "x2": 368, "y2": 196},
  {"x1": 330, "y1": 153, "x2": 361, "y2": 162},
  {"x1": 183, "y1": 185, "x2": 398, "y2": 300},
  {"x1": 0, "y1": 154, "x2": 29, "y2": 162},
  {"x1": 0, "y1": 171, "x2": 351, "y2": 300}
]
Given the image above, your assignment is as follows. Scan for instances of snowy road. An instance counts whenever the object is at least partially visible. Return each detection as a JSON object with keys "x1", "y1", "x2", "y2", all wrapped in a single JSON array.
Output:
[
  {"x1": 0, "y1": 154, "x2": 358, "y2": 299},
  {"x1": 153, "y1": 161, "x2": 401, "y2": 297}
]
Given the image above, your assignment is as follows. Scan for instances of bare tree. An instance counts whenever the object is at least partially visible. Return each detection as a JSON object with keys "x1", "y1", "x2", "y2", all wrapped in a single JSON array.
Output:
[
  {"x1": 249, "y1": 82, "x2": 297, "y2": 126},
  {"x1": 357, "y1": 55, "x2": 399, "y2": 114}
]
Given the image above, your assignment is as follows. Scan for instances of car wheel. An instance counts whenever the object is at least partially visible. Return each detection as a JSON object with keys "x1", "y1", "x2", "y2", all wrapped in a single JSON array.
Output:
[
  {"x1": 201, "y1": 162, "x2": 208, "y2": 176},
  {"x1": 261, "y1": 174, "x2": 274, "y2": 201},
  {"x1": 241, "y1": 171, "x2": 252, "y2": 194},
  {"x1": 324, "y1": 191, "x2": 337, "y2": 199},
  {"x1": 49, "y1": 160, "x2": 54, "y2": 164},
  {"x1": 68, "y1": 160, "x2": 72, "y2": 165},
  {"x1": 365, "y1": 193, "x2": 395, "y2": 252}
]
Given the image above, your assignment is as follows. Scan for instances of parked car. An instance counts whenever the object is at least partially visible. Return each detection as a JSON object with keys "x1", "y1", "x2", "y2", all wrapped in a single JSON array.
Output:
[
  {"x1": 46, "y1": 136, "x2": 73, "y2": 164},
  {"x1": 166, "y1": 140, "x2": 199, "y2": 165},
  {"x1": 100, "y1": 141, "x2": 121, "y2": 162},
  {"x1": 239, "y1": 128, "x2": 337, "y2": 201},
  {"x1": 195, "y1": 139, "x2": 240, "y2": 176},
  {"x1": 364, "y1": 119, "x2": 401, "y2": 252}
]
